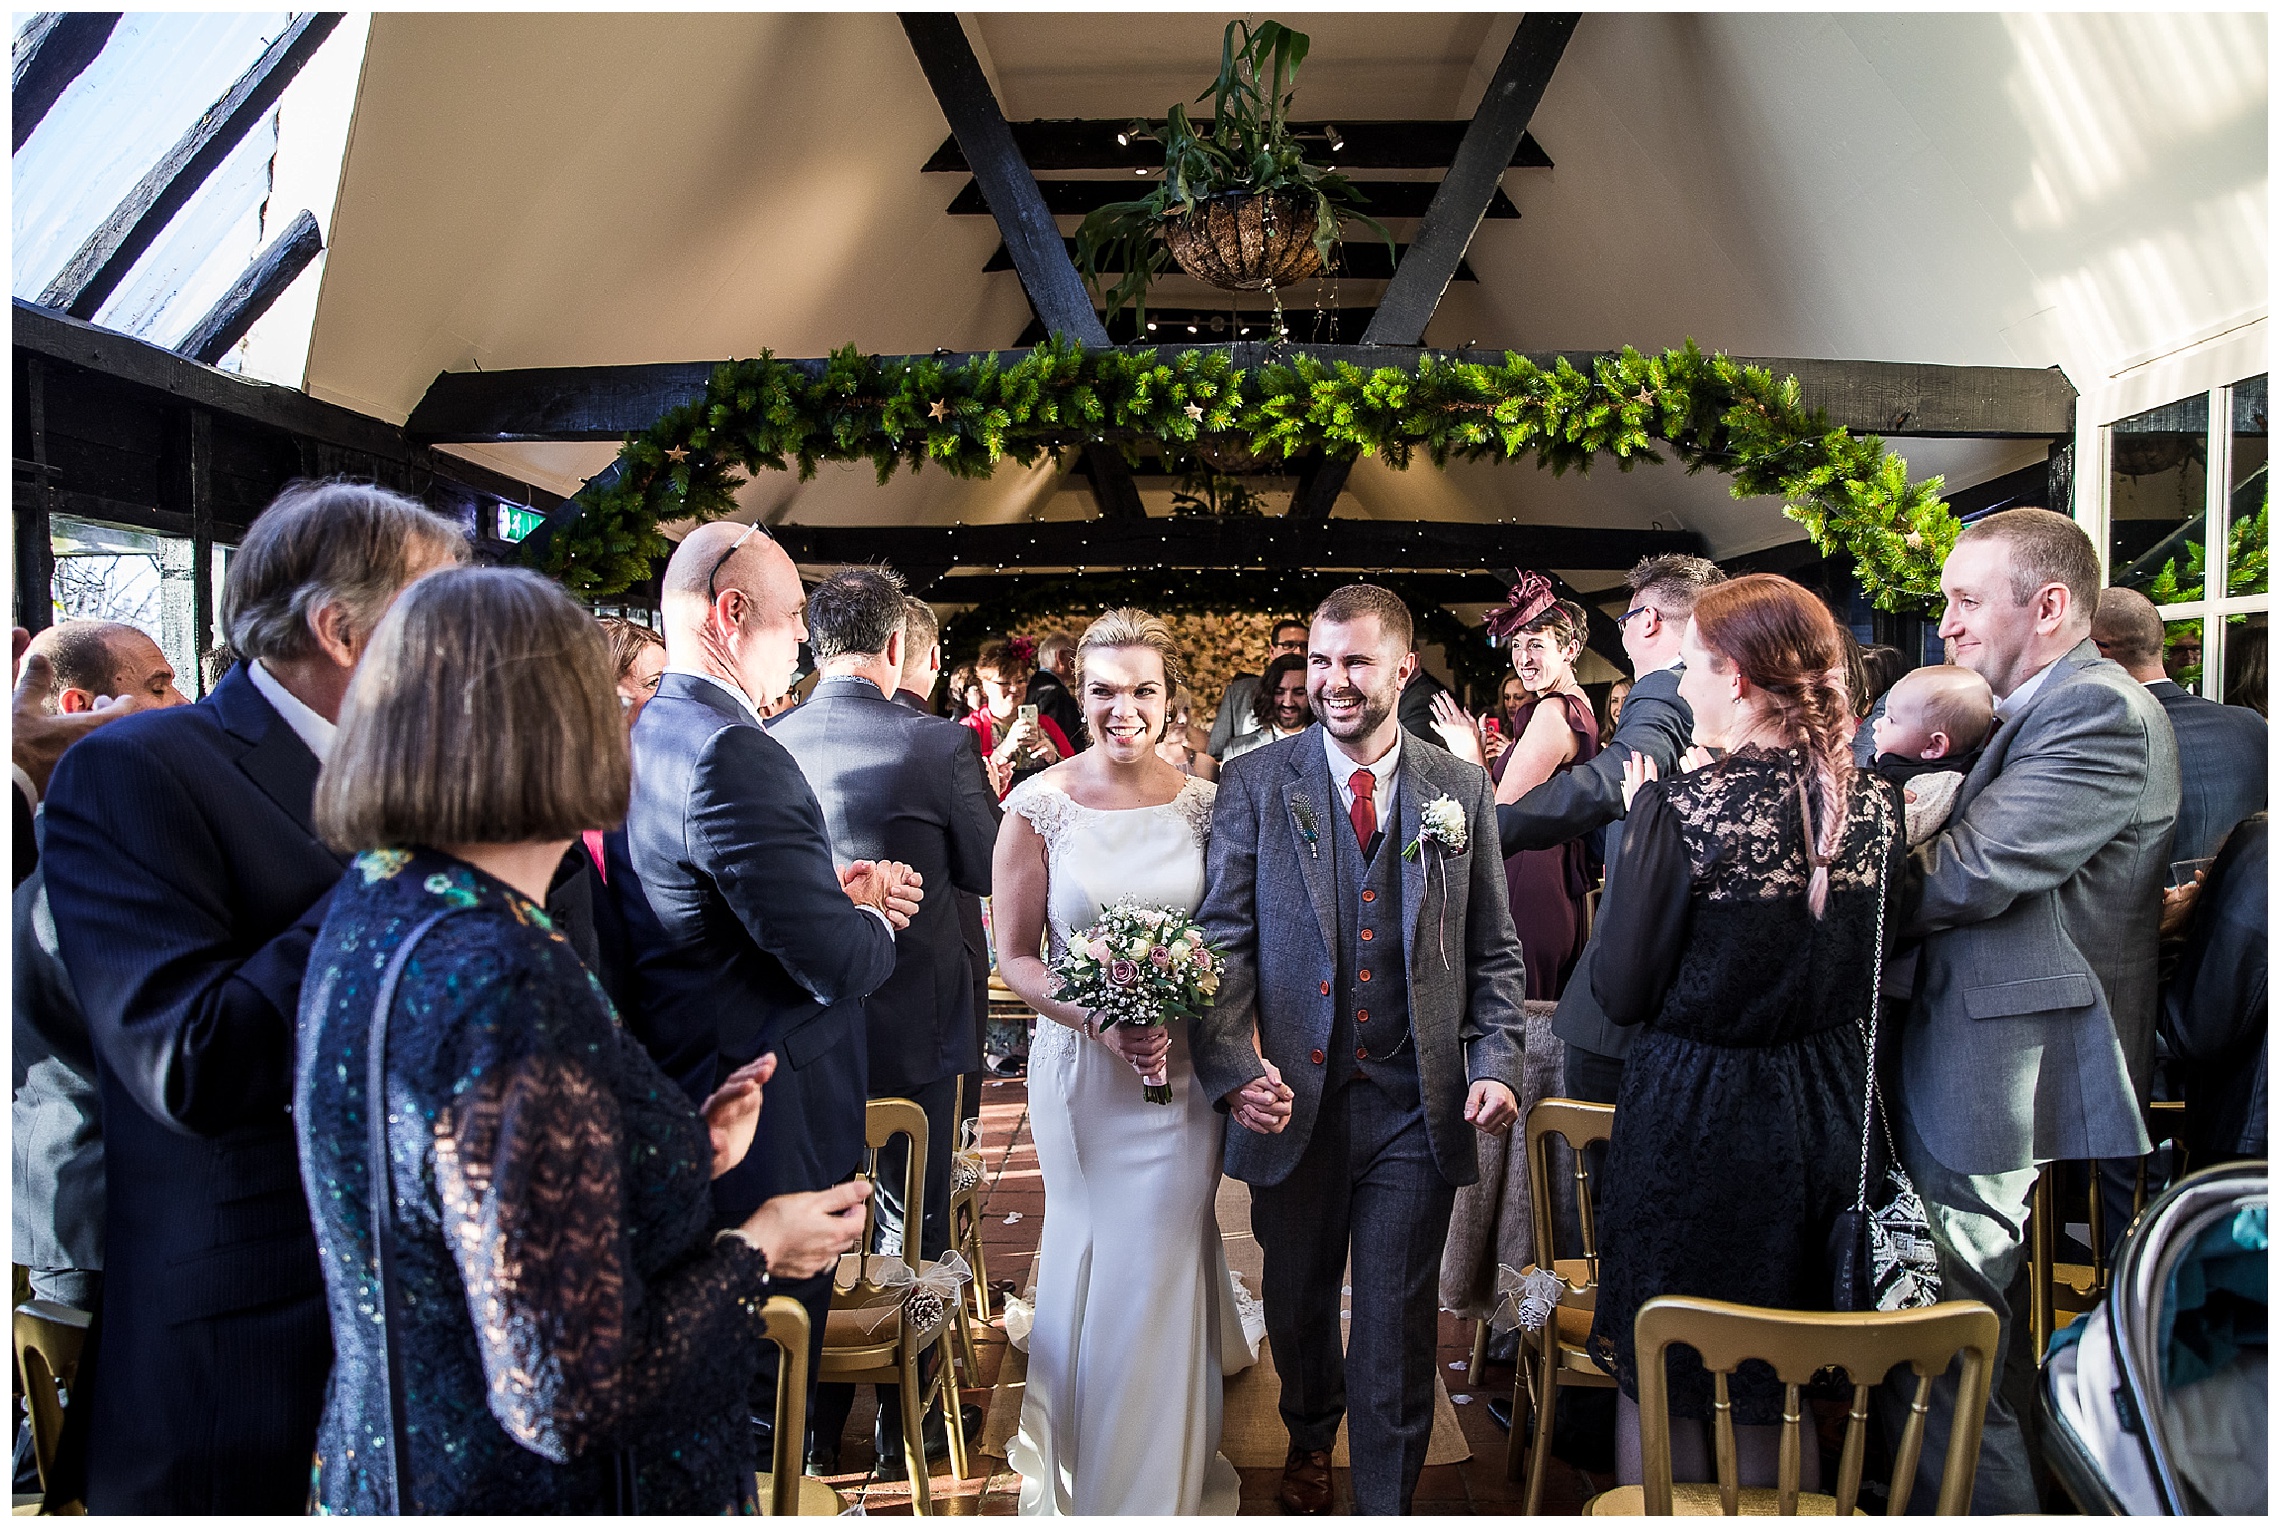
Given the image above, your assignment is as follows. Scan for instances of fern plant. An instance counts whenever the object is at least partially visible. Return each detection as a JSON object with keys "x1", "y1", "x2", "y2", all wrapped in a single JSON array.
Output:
[{"x1": 1073, "y1": 19, "x2": 1392, "y2": 325}]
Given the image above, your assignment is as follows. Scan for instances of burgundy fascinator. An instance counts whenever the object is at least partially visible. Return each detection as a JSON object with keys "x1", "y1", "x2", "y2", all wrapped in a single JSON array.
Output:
[
  {"x1": 1483, "y1": 571, "x2": 1558, "y2": 643},
  {"x1": 1008, "y1": 634, "x2": 1038, "y2": 668}
]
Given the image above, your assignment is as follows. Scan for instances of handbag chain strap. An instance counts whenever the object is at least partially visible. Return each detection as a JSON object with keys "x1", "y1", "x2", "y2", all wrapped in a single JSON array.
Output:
[
  {"x1": 367, "y1": 908, "x2": 459, "y2": 1515},
  {"x1": 1852, "y1": 799, "x2": 1895, "y2": 1214}
]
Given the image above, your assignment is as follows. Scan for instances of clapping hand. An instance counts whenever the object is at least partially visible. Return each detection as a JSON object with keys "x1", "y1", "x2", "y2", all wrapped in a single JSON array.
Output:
[
  {"x1": 1427, "y1": 692, "x2": 1488, "y2": 768},
  {"x1": 1228, "y1": 1059, "x2": 1293, "y2": 1135},
  {"x1": 1619, "y1": 752, "x2": 1659, "y2": 812},
  {"x1": 1464, "y1": 1079, "x2": 1519, "y2": 1135},
  {"x1": 701, "y1": 1054, "x2": 775, "y2": 1179}
]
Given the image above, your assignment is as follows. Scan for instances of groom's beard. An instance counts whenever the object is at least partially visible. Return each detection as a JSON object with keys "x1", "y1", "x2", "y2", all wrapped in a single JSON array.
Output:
[{"x1": 1312, "y1": 684, "x2": 1395, "y2": 742}]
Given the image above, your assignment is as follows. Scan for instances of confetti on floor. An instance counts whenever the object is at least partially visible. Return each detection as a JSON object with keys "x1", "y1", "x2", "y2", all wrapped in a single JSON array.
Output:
[
  {"x1": 1449, "y1": 1360, "x2": 1467, "y2": 1370},
  {"x1": 1003, "y1": 1212, "x2": 1022, "y2": 1224},
  {"x1": 1453, "y1": 1394, "x2": 1473, "y2": 1405}
]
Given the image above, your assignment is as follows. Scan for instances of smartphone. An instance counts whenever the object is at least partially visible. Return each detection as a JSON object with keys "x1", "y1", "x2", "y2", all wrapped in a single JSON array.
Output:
[
  {"x1": 1018, "y1": 703, "x2": 1040, "y2": 726},
  {"x1": 1480, "y1": 716, "x2": 1501, "y2": 738}
]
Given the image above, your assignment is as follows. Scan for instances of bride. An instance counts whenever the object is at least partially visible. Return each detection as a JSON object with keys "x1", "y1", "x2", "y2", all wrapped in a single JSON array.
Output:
[{"x1": 992, "y1": 609, "x2": 1289, "y2": 1515}]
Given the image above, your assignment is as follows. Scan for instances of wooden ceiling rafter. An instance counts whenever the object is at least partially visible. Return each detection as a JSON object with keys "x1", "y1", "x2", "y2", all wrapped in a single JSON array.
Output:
[{"x1": 920, "y1": 118, "x2": 1554, "y2": 174}]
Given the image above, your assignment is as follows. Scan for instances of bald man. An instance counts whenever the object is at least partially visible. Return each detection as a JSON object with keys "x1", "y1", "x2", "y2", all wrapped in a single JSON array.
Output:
[
  {"x1": 2093, "y1": 586, "x2": 2267, "y2": 862},
  {"x1": 605, "y1": 521, "x2": 918, "y2": 1449}
]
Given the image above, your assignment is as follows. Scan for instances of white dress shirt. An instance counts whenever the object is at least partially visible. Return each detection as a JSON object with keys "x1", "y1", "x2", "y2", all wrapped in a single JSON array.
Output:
[
  {"x1": 1324, "y1": 723, "x2": 1402, "y2": 827},
  {"x1": 249, "y1": 660, "x2": 336, "y2": 762},
  {"x1": 1994, "y1": 659, "x2": 2056, "y2": 722}
]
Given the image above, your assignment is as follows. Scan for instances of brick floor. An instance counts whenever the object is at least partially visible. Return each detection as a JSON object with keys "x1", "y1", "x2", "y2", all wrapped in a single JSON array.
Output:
[{"x1": 817, "y1": 1076, "x2": 1615, "y2": 1515}]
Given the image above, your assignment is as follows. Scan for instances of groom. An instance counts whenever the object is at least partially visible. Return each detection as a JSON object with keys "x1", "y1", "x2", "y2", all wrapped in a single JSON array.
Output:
[{"x1": 1196, "y1": 584, "x2": 1528, "y2": 1514}]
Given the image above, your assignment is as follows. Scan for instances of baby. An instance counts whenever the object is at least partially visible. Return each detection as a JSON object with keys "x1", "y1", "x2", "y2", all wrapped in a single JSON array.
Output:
[{"x1": 1869, "y1": 664, "x2": 1996, "y2": 846}]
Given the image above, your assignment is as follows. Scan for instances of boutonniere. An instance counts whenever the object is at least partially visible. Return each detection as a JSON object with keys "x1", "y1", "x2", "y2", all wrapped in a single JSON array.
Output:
[
  {"x1": 1402, "y1": 793, "x2": 1470, "y2": 861},
  {"x1": 1290, "y1": 795, "x2": 1321, "y2": 859}
]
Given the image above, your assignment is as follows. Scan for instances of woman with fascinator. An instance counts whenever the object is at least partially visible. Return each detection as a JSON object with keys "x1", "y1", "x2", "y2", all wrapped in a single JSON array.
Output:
[{"x1": 1430, "y1": 573, "x2": 1600, "y2": 998}]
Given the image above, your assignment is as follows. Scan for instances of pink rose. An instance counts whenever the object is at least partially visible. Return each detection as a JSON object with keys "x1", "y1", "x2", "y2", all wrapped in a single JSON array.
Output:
[
  {"x1": 1149, "y1": 945, "x2": 1173, "y2": 969},
  {"x1": 1109, "y1": 958, "x2": 1139, "y2": 987},
  {"x1": 1193, "y1": 947, "x2": 1215, "y2": 972}
]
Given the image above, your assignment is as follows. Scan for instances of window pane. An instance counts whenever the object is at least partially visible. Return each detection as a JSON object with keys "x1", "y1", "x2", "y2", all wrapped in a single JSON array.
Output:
[
  {"x1": 2110, "y1": 392, "x2": 2209, "y2": 602},
  {"x1": 2227, "y1": 375, "x2": 2267, "y2": 603},
  {"x1": 48, "y1": 514, "x2": 200, "y2": 693},
  {"x1": 2223, "y1": 609, "x2": 2266, "y2": 717},
  {"x1": 2164, "y1": 617, "x2": 2205, "y2": 691}
]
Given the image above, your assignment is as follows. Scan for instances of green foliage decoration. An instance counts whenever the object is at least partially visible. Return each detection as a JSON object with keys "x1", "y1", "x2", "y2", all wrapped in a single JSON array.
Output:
[{"x1": 537, "y1": 337, "x2": 1959, "y2": 610}]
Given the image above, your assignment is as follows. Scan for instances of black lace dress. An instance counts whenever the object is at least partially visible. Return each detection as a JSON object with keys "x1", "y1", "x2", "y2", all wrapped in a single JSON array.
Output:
[
  {"x1": 295, "y1": 849, "x2": 769, "y2": 1513},
  {"x1": 1585, "y1": 747, "x2": 1901, "y2": 1422}
]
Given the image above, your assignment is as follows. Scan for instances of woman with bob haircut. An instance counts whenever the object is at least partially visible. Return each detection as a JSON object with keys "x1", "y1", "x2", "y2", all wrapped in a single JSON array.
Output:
[
  {"x1": 295, "y1": 567, "x2": 866, "y2": 1514},
  {"x1": 1584, "y1": 573, "x2": 1902, "y2": 1490}
]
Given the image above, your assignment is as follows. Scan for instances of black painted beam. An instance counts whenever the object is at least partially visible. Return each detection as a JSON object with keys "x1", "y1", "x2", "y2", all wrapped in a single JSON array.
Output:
[
  {"x1": 899, "y1": 12, "x2": 1143, "y2": 521},
  {"x1": 405, "y1": 347, "x2": 2077, "y2": 445},
  {"x1": 39, "y1": 12, "x2": 341, "y2": 319},
  {"x1": 174, "y1": 207, "x2": 322, "y2": 365},
  {"x1": 12, "y1": 12, "x2": 118, "y2": 153},
  {"x1": 768, "y1": 517, "x2": 1702, "y2": 574},
  {"x1": 987, "y1": 238, "x2": 1471, "y2": 283},
  {"x1": 924, "y1": 119, "x2": 1553, "y2": 174},
  {"x1": 1013, "y1": 306, "x2": 1381, "y2": 348},
  {"x1": 948, "y1": 178, "x2": 1520, "y2": 220},
  {"x1": 919, "y1": 569, "x2": 1522, "y2": 604},
  {"x1": 1292, "y1": 16, "x2": 1579, "y2": 521}
]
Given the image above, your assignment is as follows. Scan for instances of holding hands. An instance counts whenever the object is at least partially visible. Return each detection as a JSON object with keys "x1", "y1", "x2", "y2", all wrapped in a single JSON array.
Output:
[
  {"x1": 841, "y1": 858, "x2": 924, "y2": 929},
  {"x1": 1227, "y1": 1058, "x2": 1293, "y2": 1136},
  {"x1": 1426, "y1": 692, "x2": 1489, "y2": 769}
]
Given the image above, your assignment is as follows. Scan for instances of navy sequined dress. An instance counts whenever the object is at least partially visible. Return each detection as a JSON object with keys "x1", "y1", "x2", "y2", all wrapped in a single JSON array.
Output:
[{"x1": 295, "y1": 849, "x2": 767, "y2": 1513}]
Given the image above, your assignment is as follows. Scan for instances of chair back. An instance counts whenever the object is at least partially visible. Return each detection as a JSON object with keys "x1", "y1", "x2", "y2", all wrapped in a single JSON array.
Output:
[
  {"x1": 1632, "y1": 1295, "x2": 2000, "y2": 1516},
  {"x1": 1525, "y1": 1097, "x2": 1614, "y2": 1292},
  {"x1": 756, "y1": 1296, "x2": 811, "y2": 1515},
  {"x1": 13, "y1": 1299, "x2": 91, "y2": 1494},
  {"x1": 846, "y1": 1097, "x2": 929, "y2": 1295}
]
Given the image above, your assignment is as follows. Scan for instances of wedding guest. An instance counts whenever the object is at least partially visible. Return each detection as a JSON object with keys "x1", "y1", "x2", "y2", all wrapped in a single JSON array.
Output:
[
  {"x1": 296, "y1": 565, "x2": 866, "y2": 1513},
  {"x1": 1490, "y1": 671, "x2": 1529, "y2": 761},
  {"x1": 599, "y1": 615, "x2": 666, "y2": 726},
  {"x1": 897, "y1": 594, "x2": 943, "y2": 710},
  {"x1": 769, "y1": 566, "x2": 997, "y2": 1476},
  {"x1": 1157, "y1": 686, "x2": 1219, "y2": 780},
  {"x1": 2159, "y1": 813, "x2": 2266, "y2": 1165},
  {"x1": 1850, "y1": 644, "x2": 1913, "y2": 765},
  {"x1": 1028, "y1": 630, "x2": 1086, "y2": 745},
  {"x1": 1432, "y1": 576, "x2": 1602, "y2": 999},
  {"x1": 1221, "y1": 653, "x2": 1309, "y2": 764},
  {"x1": 1598, "y1": 674, "x2": 1631, "y2": 743},
  {"x1": 13, "y1": 624, "x2": 194, "y2": 1315},
  {"x1": 967, "y1": 638, "x2": 1072, "y2": 794},
  {"x1": 1888, "y1": 509, "x2": 2179, "y2": 1512},
  {"x1": 1868, "y1": 665, "x2": 1995, "y2": 846},
  {"x1": 1207, "y1": 617, "x2": 1309, "y2": 758},
  {"x1": 945, "y1": 663, "x2": 985, "y2": 722},
  {"x1": 607, "y1": 520, "x2": 917, "y2": 1453},
  {"x1": 2093, "y1": 586, "x2": 2267, "y2": 862},
  {"x1": 1588, "y1": 573, "x2": 1901, "y2": 1489},
  {"x1": 9, "y1": 628, "x2": 153, "y2": 887},
  {"x1": 39, "y1": 480, "x2": 465, "y2": 1511},
  {"x1": 1396, "y1": 658, "x2": 1452, "y2": 743},
  {"x1": 1492, "y1": 553, "x2": 1724, "y2": 1107}
]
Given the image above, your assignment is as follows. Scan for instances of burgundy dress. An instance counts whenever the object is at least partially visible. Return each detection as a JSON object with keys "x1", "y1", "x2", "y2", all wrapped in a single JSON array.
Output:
[{"x1": 1491, "y1": 692, "x2": 1601, "y2": 999}]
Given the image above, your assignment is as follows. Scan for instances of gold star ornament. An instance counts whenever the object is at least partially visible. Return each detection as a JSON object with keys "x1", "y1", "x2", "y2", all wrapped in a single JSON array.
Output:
[
  {"x1": 1183, "y1": 402, "x2": 1205, "y2": 422},
  {"x1": 664, "y1": 445, "x2": 689, "y2": 463},
  {"x1": 928, "y1": 399, "x2": 951, "y2": 422}
]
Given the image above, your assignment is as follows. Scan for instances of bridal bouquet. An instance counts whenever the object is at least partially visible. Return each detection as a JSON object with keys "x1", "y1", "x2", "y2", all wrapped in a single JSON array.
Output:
[{"x1": 1049, "y1": 902, "x2": 1224, "y2": 1104}]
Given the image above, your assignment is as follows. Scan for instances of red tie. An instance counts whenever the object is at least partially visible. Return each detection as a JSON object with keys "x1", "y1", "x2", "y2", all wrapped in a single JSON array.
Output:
[{"x1": 1349, "y1": 768, "x2": 1377, "y2": 850}]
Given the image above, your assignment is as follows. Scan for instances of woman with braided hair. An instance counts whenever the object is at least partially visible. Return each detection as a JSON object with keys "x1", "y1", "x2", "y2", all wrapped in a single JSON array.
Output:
[{"x1": 1584, "y1": 573, "x2": 1905, "y2": 1490}]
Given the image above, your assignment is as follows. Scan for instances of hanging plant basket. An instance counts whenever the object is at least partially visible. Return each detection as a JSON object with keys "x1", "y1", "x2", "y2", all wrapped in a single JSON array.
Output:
[{"x1": 1161, "y1": 190, "x2": 1325, "y2": 292}]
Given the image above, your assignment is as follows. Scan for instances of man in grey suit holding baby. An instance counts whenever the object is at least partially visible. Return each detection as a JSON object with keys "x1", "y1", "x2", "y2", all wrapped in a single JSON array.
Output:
[
  {"x1": 1891, "y1": 509, "x2": 2179, "y2": 1511},
  {"x1": 1195, "y1": 584, "x2": 1528, "y2": 1515}
]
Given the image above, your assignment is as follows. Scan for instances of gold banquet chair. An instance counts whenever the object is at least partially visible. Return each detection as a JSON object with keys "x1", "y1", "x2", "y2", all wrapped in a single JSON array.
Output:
[
  {"x1": 945, "y1": 1078, "x2": 991, "y2": 1369},
  {"x1": 2026, "y1": 1101, "x2": 2191, "y2": 1362},
  {"x1": 752, "y1": 1296, "x2": 847, "y2": 1516},
  {"x1": 816, "y1": 1098, "x2": 970, "y2": 1514},
  {"x1": 1586, "y1": 1295, "x2": 2000, "y2": 1517},
  {"x1": 13, "y1": 1299, "x2": 91, "y2": 1514},
  {"x1": 1507, "y1": 1097, "x2": 1617, "y2": 1512}
]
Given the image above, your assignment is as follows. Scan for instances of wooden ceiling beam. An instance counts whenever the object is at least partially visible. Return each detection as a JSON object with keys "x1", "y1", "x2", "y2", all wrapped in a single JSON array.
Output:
[
  {"x1": 12, "y1": 11, "x2": 119, "y2": 153},
  {"x1": 37, "y1": 12, "x2": 341, "y2": 319},
  {"x1": 917, "y1": 570, "x2": 1523, "y2": 604},
  {"x1": 405, "y1": 348, "x2": 2078, "y2": 445},
  {"x1": 174, "y1": 207, "x2": 322, "y2": 366},
  {"x1": 985, "y1": 238, "x2": 1473, "y2": 282},
  {"x1": 947, "y1": 177, "x2": 1520, "y2": 220},
  {"x1": 923, "y1": 119, "x2": 1554, "y2": 174},
  {"x1": 767, "y1": 517, "x2": 1703, "y2": 575},
  {"x1": 1294, "y1": 13, "x2": 1581, "y2": 521}
]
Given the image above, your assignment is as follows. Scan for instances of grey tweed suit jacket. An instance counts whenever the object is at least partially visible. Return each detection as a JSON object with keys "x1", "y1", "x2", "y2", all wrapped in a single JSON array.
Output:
[
  {"x1": 1193, "y1": 726, "x2": 1529, "y2": 1189},
  {"x1": 1898, "y1": 639, "x2": 2179, "y2": 1177}
]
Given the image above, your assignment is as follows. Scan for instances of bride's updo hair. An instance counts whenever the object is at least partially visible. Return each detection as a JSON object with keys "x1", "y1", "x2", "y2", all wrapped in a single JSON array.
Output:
[{"x1": 1077, "y1": 609, "x2": 1187, "y2": 742}]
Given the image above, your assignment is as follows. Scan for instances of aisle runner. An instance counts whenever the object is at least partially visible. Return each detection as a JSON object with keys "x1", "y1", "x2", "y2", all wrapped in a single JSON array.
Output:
[{"x1": 980, "y1": 1177, "x2": 1469, "y2": 1468}]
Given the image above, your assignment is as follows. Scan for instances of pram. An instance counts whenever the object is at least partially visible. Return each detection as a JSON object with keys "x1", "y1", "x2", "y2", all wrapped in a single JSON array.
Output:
[{"x1": 2040, "y1": 1161, "x2": 2267, "y2": 1514}]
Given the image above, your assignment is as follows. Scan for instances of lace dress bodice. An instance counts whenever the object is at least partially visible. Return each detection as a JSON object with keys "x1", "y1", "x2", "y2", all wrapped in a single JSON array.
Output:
[{"x1": 1006, "y1": 775, "x2": 1216, "y2": 1062}]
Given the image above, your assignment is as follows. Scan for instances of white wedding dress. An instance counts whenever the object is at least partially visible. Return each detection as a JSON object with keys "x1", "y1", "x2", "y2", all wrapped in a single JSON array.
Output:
[{"x1": 1004, "y1": 774, "x2": 1262, "y2": 1516}]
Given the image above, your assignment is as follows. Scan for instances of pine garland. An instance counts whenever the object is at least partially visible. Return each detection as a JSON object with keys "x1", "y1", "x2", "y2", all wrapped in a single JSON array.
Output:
[{"x1": 537, "y1": 337, "x2": 1957, "y2": 608}]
